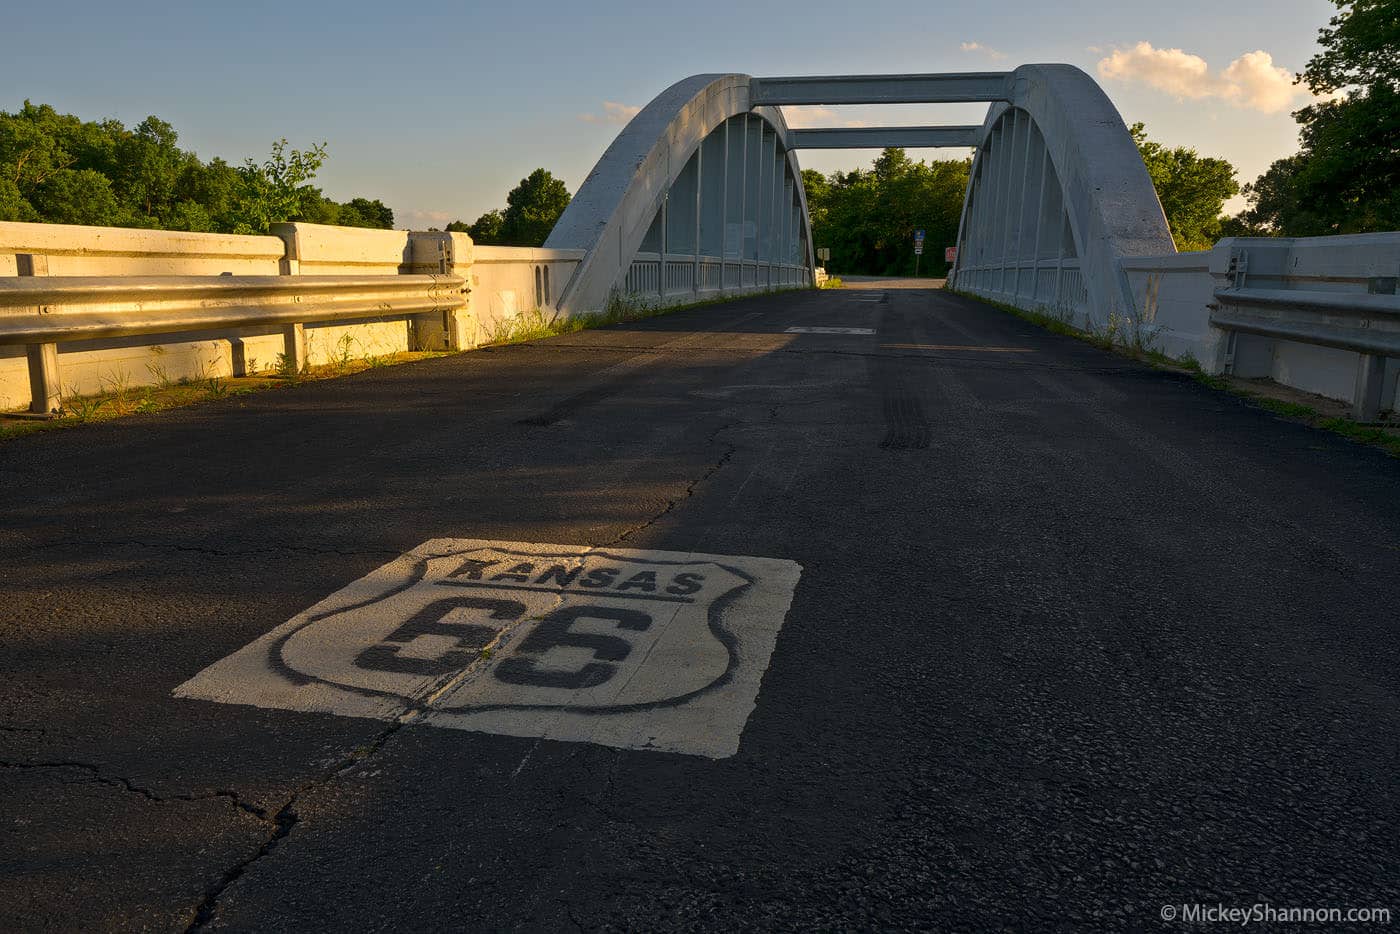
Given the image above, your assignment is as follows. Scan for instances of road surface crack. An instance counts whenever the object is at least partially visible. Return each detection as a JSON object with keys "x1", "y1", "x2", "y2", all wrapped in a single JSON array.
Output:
[
  {"x1": 0, "y1": 760, "x2": 267, "y2": 820},
  {"x1": 183, "y1": 717, "x2": 409, "y2": 931},
  {"x1": 608, "y1": 422, "x2": 737, "y2": 546}
]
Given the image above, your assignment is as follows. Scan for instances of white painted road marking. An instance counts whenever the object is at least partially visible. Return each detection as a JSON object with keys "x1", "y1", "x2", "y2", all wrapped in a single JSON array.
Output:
[
  {"x1": 784, "y1": 327, "x2": 875, "y2": 335},
  {"x1": 175, "y1": 540, "x2": 802, "y2": 758}
]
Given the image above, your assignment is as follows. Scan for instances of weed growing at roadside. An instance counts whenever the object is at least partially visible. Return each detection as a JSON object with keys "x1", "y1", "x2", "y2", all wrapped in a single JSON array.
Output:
[
  {"x1": 60, "y1": 388, "x2": 104, "y2": 422},
  {"x1": 145, "y1": 346, "x2": 173, "y2": 388},
  {"x1": 101, "y1": 369, "x2": 133, "y2": 415},
  {"x1": 334, "y1": 334, "x2": 357, "y2": 373}
]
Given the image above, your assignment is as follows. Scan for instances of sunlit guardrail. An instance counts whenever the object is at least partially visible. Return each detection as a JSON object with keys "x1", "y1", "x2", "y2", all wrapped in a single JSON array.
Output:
[
  {"x1": 1211, "y1": 286, "x2": 1400, "y2": 421},
  {"x1": 0, "y1": 274, "x2": 465, "y2": 415}
]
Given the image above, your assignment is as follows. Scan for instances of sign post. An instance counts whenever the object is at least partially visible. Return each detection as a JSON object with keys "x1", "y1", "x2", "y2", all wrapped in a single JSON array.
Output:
[{"x1": 913, "y1": 229, "x2": 925, "y2": 277}]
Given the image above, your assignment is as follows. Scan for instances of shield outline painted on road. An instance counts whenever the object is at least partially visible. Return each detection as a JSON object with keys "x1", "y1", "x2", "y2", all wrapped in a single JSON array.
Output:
[{"x1": 262, "y1": 545, "x2": 754, "y2": 716}]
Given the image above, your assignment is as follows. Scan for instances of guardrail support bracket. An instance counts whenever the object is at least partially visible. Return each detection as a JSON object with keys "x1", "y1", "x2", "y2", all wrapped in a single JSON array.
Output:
[
  {"x1": 1353, "y1": 352, "x2": 1386, "y2": 422},
  {"x1": 26, "y1": 343, "x2": 61, "y2": 416}
]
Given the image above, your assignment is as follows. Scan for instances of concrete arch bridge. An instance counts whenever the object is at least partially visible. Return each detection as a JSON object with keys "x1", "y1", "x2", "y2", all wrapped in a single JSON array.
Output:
[{"x1": 547, "y1": 64, "x2": 1174, "y2": 331}]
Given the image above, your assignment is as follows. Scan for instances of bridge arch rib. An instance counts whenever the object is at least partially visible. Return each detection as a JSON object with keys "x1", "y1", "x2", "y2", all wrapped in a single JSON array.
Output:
[
  {"x1": 950, "y1": 64, "x2": 1175, "y2": 326},
  {"x1": 546, "y1": 74, "x2": 814, "y2": 316}
]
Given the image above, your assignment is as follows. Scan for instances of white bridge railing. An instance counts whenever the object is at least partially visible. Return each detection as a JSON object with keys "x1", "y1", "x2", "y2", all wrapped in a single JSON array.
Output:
[
  {"x1": 954, "y1": 258, "x2": 1088, "y2": 321},
  {"x1": 626, "y1": 252, "x2": 809, "y2": 302}
]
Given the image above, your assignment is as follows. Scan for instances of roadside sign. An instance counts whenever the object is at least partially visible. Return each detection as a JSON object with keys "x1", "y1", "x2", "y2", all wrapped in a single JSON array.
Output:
[
  {"x1": 945, "y1": 246, "x2": 957, "y2": 263},
  {"x1": 914, "y1": 229, "x2": 926, "y2": 242},
  {"x1": 817, "y1": 247, "x2": 831, "y2": 262},
  {"x1": 914, "y1": 244, "x2": 923, "y2": 255}
]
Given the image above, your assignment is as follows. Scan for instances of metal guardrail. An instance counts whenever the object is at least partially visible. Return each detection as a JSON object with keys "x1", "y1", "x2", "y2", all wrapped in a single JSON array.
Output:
[
  {"x1": 1211, "y1": 286, "x2": 1400, "y2": 421},
  {"x1": 0, "y1": 274, "x2": 466, "y2": 415}
]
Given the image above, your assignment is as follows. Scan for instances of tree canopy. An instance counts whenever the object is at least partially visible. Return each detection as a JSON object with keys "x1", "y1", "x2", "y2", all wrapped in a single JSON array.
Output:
[
  {"x1": 803, "y1": 148, "x2": 969, "y2": 277},
  {"x1": 451, "y1": 169, "x2": 572, "y2": 247},
  {"x1": 1130, "y1": 123, "x2": 1240, "y2": 250},
  {"x1": 0, "y1": 101, "x2": 394, "y2": 234},
  {"x1": 1239, "y1": 0, "x2": 1400, "y2": 235}
]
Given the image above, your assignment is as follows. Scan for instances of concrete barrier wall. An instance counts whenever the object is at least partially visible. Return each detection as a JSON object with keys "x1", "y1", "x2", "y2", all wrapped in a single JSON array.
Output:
[
  {"x1": 0, "y1": 220, "x2": 582, "y2": 411},
  {"x1": 1119, "y1": 252, "x2": 1224, "y2": 369},
  {"x1": 467, "y1": 245, "x2": 585, "y2": 344},
  {"x1": 1118, "y1": 233, "x2": 1400, "y2": 413}
]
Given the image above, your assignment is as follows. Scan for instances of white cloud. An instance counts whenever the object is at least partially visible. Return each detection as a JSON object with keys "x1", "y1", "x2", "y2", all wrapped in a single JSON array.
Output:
[
  {"x1": 1097, "y1": 41, "x2": 1316, "y2": 114},
  {"x1": 781, "y1": 105, "x2": 869, "y2": 129},
  {"x1": 578, "y1": 101, "x2": 642, "y2": 125},
  {"x1": 396, "y1": 208, "x2": 452, "y2": 231},
  {"x1": 1098, "y1": 42, "x2": 1214, "y2": 99},
  {"x1": 1219, "y1": 50, "x2": 1301, "y2": 114},
  {"x1": 960, "y1": 41, "x2": 1008, "y2": 62}
]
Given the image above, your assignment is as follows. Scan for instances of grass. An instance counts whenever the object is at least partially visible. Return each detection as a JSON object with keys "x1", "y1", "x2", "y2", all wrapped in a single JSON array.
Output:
[
  {"x1": 818, "y1": 276, "x2": 844, "y2": 290},
  {"x1": 952, "y1": 287, "x2": 1400, "y2": 459}
]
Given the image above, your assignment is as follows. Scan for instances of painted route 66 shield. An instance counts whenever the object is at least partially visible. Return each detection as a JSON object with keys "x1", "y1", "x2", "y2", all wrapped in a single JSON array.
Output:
[{"x1": 175, "y1": 540, "x2": 802, "y2": 758}]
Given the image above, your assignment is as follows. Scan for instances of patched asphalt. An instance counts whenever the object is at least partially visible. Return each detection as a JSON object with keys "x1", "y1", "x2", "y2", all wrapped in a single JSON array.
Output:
[{"x1": 2, "y1": 283, "x2": 1398, "y2": 931}]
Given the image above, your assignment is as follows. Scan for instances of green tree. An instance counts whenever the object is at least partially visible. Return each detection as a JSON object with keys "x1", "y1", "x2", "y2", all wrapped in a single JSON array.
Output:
[
  {"x1": 804, "y1": 149, "x2": 968, "y2": 277},
  {"x1": 1130, "y1": 123, "x2": 1240, "y2": 250},
  {"x1": 466, "y1": 209, "x2": 504, "y2": 244},
  {"x1": 1301, "y1": 0, "x2": 1399, "y2": 94},
  {"x1": 498, "y1": 169, "x2": 571, "y2": 246},
  {"x1": 0, "y1": 102, "x2": 406, "y2": 236},
  {"x1": 1239, "y1": 0, "x2": 1400, "y2": 234},
  {"x1": 114, "y1": 116, "x2": 186, "y2": 224},
  {"x1": 228, "y1": 138, "x2": 327, "y2": 234},
  {"x1": 343, "y1": 197, "x2": 394, "y2": 229},
  {"x1": 0, "y1": 102, "x2": 75, "y2": 204},
  {"x1": 0, "y1": 177, "x2": 37, "y2": 221},
  {"x1": 28, "y1": 168, "x2": 124, "y2": 226}
]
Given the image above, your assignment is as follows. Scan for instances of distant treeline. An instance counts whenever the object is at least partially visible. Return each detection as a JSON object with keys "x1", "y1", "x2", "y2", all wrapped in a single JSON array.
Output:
[
  {"x1": 803, "y1": 151, "x2": 969, "y2": 278},
  {"x1": 441, "y1": 168, "x2": 572, "y2": 247},
  {"x1": 0, "y1": 101, "x2": 393, "y2": 234}
]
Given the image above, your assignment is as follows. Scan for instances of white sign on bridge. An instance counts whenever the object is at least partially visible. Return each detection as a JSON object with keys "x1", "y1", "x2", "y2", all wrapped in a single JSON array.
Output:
[{"x1": 176, "y1": 540, "x2": 802, "y2": 758}]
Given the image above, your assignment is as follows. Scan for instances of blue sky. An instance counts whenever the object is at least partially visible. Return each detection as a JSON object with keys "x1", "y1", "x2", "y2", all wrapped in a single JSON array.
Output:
[{"x1": 0, "y1": 0, "x2": 1336, "y2": 227}]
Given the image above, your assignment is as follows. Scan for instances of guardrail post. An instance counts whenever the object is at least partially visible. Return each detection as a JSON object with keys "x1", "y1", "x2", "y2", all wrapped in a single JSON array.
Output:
[
  {"x1": 16, "y1": 253, "x2": 61, "y2": 415},
  {"x1": 282, "y1": 323, "x2": 307, "y2": 374},
  {"x1": 26, "y1": 343, "x2": 61, "y2": 415},
  {"x1": 1353, "y1": 353, "x2": 1386, "y2": 422}
]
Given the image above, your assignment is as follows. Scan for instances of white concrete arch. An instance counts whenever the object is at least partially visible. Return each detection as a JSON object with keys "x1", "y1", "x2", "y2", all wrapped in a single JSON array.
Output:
[
  {"x1": 546, "y1": 74, "x2": 814, "y2": 316},
  {"x1": 950, "y1": 64, "x2": 1175, "y2": 326}
]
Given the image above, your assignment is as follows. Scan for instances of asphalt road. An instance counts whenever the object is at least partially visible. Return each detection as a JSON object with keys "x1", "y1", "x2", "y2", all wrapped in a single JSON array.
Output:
[{"x1": 3, "y1": 282, "x2": 1399, "y2": 932}]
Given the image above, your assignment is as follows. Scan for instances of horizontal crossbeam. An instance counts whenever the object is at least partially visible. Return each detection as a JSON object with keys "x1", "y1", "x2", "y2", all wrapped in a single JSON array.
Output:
[
  {"x1": 786, "y1": 126, "x2": 981, "y2": 149},
  {"x1": 750, "y1": 73, "x2": 1013, "y2": 105}
]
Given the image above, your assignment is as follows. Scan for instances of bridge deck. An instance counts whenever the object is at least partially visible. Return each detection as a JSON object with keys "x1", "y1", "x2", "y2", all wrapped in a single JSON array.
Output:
[{"x1": 3, "y1": 284, "x2": 1398, "y2": 928}]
